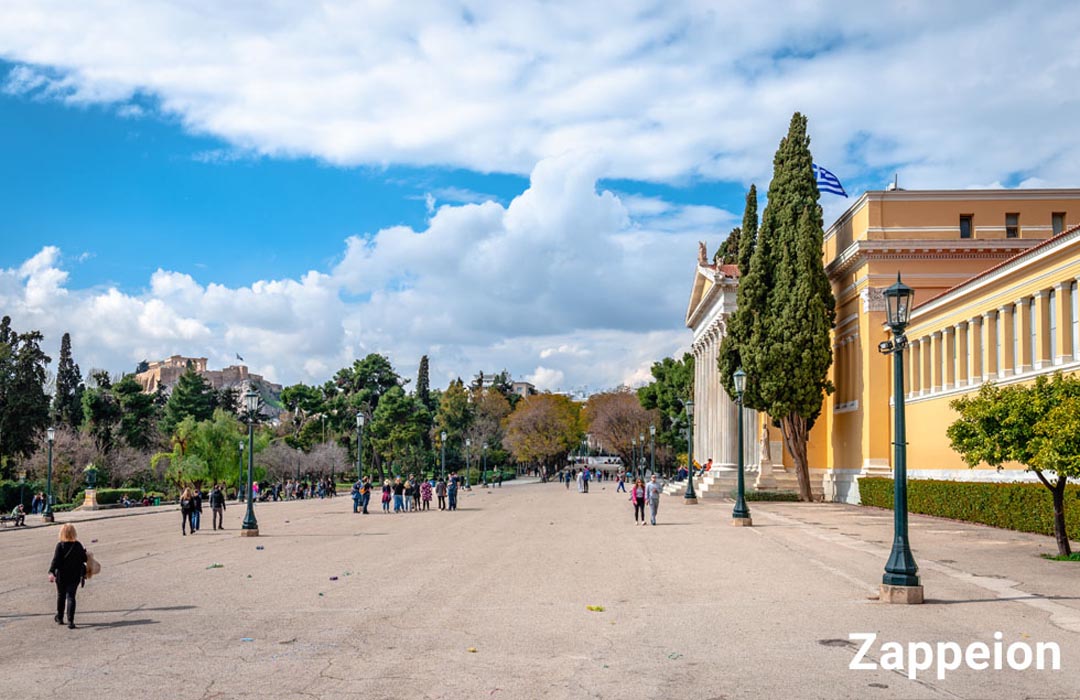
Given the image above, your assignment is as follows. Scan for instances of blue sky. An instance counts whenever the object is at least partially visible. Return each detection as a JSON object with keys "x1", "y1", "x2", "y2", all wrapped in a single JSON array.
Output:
[{"x1": 2, "y1": 2, "x2": 1079, "y2": 390}]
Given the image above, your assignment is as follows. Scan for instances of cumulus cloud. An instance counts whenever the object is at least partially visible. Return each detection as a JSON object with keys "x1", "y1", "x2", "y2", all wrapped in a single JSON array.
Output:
[
  {"x1": 1, "y1": 3, "x2": 1079, "y2": 187},
  {"x1": 0, "y1": 157, "x2": 706, "y2": 389}
]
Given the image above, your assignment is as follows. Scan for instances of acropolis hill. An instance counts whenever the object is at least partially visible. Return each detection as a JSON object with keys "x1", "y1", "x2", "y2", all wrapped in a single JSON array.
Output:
[{"x1": 134, "y1": 355, "x2": 283, "y2": 404}]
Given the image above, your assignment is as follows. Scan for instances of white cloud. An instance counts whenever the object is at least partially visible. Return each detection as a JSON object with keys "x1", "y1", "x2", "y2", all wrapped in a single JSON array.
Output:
[
  {"x1": 1, "y1": 3, "x2": 1079, "y2": 187},
  {"x1": 0, "y1": 157, "x2": 701, "y2": 390}
]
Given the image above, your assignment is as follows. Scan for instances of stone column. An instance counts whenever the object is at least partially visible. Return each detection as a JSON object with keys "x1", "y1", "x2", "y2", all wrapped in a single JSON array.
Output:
[
  {"x1": 930, "y1": 331, "x2": 943, "y2": 392},
  {"x1": 908, "y1": 338, "x2": 921, "y2": 398},
  {"x1": 921, "y1": 335, "x2": 932, "y2": 394},
  {"x1": 1054, "y1": 281, "x2": 1073, "y2": 364},
  {"x1": 969, "y1": 316, "x2": 982, "y2": 382},
  {"x1": 943, "y1": 326, "x2": 956, "y2": 390},
  {"x1": 1017, "y1": 297, "x2": 1033, "y2": 374},
  {"x1": 1000, "y1": 305, "x2": 1015, "y2": 377},
  {"x1": 957, "y1": 322, "x2": 969, "y2": 387},
  {"x1": 1034, "y1": 290, "x2": 1051, "y2": 370},
  {"x1": 981, "y1": 311, "x2": 996, "y2": 380}
]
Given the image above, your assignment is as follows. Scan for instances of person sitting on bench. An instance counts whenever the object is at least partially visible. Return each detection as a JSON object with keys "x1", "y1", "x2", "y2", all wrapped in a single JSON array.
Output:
[{"x1": 8, "y1": 504, "x2": 26, "y2": 526}]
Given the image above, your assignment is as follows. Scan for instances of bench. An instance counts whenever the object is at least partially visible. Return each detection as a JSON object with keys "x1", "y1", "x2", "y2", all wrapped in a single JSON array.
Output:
[{"x1": 1, "y1": 515, "x2": 24, "y2": 527}]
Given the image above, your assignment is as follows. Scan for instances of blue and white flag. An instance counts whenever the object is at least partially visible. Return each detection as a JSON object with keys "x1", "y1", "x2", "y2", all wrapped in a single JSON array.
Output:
[{"x1": 812, "y1": 163, "x2": 848, "y2": 197}]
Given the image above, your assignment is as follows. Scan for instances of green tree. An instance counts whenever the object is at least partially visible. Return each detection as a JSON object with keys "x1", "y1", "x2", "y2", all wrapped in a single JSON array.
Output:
[
  {"x1": 369, "y1": 386, "x2": 430, "y2": 476},
  {"x1": 435, "y1": 378, "x2": 473, "y2": 467},
  {"x1": 113, "y1": 375, "x2": 160, "y2": 450},
  {"x1": 738, "y1": 184, "x2": 758, "y2": 276},
  {"x1": 162, "y1": 363, "x2": 216, "y2": 433},
  {"x1": 0, "y1": 317, "x2": 52, "y2": 472},
  {"x1": 718, "y1": 113, "x2": 835, "y2": 501},
  {"x1": 416, "y1": 355, "x2": 432, "y2": 410},
  {"x1": 584, "y1": 389, "x2": 658, "y2": 468},
  {"x1": 503, "y1": 393, "x2": 582, "y2": 477},
  {"x1": 948, "y1": 374, "x2": 1080, "y2": 557},
  {"x1": 52, "y1": 332, "x2": 85, "y2": 429},
  {"x1": 713, "y1": 227, "x2": 741, "y2": 266},
  {"x1": 636, "y1": 352, "x2": 694, "y2": 461},
  {"x1": 82, "y1": 371, "x2": 122, "y2": 454}
]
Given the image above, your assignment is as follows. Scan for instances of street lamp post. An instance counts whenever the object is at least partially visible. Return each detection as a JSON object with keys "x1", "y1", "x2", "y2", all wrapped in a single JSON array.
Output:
[
  {"x1": 631, "y1": 437, "x2": 637, "y2": 480},
  {"x1": 440, "y1": 431, "x2": 447, "y2": 480},
  {"x1": 638, "y1": 432, "x2": 645, "y2": 478},
  {"x1": 731, "y1": 368, "x2": 752, "y2": 526},
  {"x1": 43, "y1": 427, "x2": 55, "y2": 522},
  {"x1": 356, "y1": 413, "x2": 365, "y2": 482},
  {"x1": 462, "y1": 440, "x2": 470, "y2": 490},
  {"x1": 241, "y1": 390, "x2": 260, "y2": 537},
  {"x1": 649, "y1": 424, "x2": 656, "y2": 479},
  {"x1": 18, "y1": 470, "x2": 27, "y2": 513},
  {"x1": 878, "y1": 273, "x2": 922, "y2": 604},
  {"x1": 684, "y1": 401, "x2": 697, "y2": 504},
  {"x1": 237, "y1": 440, "x2": 244, "y2": 502}
]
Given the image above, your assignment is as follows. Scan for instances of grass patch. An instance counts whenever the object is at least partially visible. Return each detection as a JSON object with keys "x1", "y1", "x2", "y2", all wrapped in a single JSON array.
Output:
[{"x1": 1040, "y1": 552, "x2": 1080, "y2": 562}]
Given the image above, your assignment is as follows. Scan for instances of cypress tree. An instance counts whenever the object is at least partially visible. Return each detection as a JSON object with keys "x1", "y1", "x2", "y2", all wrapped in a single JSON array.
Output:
[
  {"x1": 719, "y1": 113, "x2": 835, "y2": 501},
  {"x1": 416, "y1": 355, "x2": 431, "y2": 409},
  {"x1": 53, "y1": 332, "x2": 85, "y2": 429},
  {"x1": 737, "y1": 184, "x2": 758, "y2": 276}
]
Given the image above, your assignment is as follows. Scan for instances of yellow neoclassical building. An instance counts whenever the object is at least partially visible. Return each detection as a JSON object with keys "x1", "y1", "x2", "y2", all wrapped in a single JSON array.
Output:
[{"x1": 688, "y1": 188, "x2": 1080, "y2": 502}]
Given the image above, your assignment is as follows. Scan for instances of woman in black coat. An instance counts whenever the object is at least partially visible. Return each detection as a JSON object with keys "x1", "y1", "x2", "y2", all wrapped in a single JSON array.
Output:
[{"x1": 48, "y1": 523, "x2": 87, "y2": 629}]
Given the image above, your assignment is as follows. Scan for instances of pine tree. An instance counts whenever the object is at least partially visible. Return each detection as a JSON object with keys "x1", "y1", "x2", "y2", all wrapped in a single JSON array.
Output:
[
  {"x1": 738, "y1": 184, "x2": 758, "y2": 276},
  {"x1": 720, "y1": 113, "x2": 835, "y2": 501},
  {"x1": 53, "y1": 332, "x2": 84, "y2": 429},
  {"x1": 0, "y1": 317, "x2": 52, "y2": 470},
  {"x1": 162, "y1": 363, "x2": 216, "y2": 434}
]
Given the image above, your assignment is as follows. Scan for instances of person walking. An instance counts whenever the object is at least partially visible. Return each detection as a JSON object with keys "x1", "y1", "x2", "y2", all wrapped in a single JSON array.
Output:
[
  {"x1": 210, "y1": 484, "x2": 226, "y2": 530},
  {"x1": 645, "y1": 474, "x2": 662, "y2": 526},
  {"x1": 180, "y1": 488, "x2": 194, "y2": 536},
  {"x1": 436, "y1": 477, "x2": 447, "y2": 510},
  {"x1": 48, "y1": 523, "x2": 87, "y2": 628},
  {"x1": 616, "y1": 472, "x2": 627, "y2": 493},
  {"x1": 630, "y1": 478, "x2": 646, "y2": 525},
  {"x1": 191, "y1": 488, "x2": 204, "y2": 533},
  {"x1": 360, "y1": 477, "x2": 372, "y2": 514},
  {"x1": 392, "y1": 477, "x2": 405, "y2": 513},
  {"x1": 403, "y1": 477, "x2": 414, "y2": 512},
  {"x1": 447, "y1": 472, "x2": 459, "y2": 511},
  {"x1": 420, "y1": 479, "x2": 432, "y2": 511},
  {"x1": 381, "y1": 479, "x2": 391, "y2": 513}
]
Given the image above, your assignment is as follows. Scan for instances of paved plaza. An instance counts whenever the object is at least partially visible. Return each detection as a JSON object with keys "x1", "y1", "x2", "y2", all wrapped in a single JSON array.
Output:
[{"x1": 2, "y1": 481, "x2": 1078, "y2": 699}]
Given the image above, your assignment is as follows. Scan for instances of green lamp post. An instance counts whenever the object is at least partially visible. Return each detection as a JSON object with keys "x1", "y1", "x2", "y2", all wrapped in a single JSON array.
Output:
[
  {"x1": 731, "y1": 368, "x2": 752, "y2": 526},
  {"x1": 237, "y1": 440, "x2": 244, "y2": 502},
  {"x1": 241, "y1": 389, "x2": 260, "y2": 537},
  {"x1": 43, "y1": 427, "x2": 55, "y2": 523},
  {"x1": 465, "y1": 438, "x2": 472, "y2": 490},
  {"x1": 683, "y1": 401, "x2": 697, "y2": 504},
  {"x1": 482, "y1": 443, "x2": 488, "y2": 487},
  {"x1": 649, "y1": 424, "x2": 656, "y2": 478},
  {"x1": 878, "y1": 273, "x2": 922, "y2": 604},
  {"x1": 440, "y1": 431, "x2": 447, "y2": 480}
]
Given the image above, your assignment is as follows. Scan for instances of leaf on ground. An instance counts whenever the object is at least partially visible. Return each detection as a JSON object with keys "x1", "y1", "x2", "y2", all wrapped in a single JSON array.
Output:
[
  {"x1": 586, "y1": 605, "x2": 605, "y2": 612},
  {"x1": 467, "y1": 647, "x2": 478, "y2": 653},
  {"x1": 206, "y1": 563, "x2": 224, "y2": 569},
  {"x1": 329, "y1": 576, "x2": 339, "y2": 581}
]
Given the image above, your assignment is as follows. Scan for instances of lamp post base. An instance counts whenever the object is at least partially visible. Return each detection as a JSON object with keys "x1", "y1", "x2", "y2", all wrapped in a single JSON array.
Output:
[
  {"x1": 240, "y1": 528, "x2": 260, "y2": 537},
  {"x1": 879, "y1": 584, "x2": 923, "y2": 605},
  {"x1": 683, "y1": 496, "x2": 698, "y2": 504},
  {"x1": 731, "y1": 517, "x2": 753, "y2": 527},
  {"x1": 42, "y1": 513, "x2": 55, "y2": 523}
]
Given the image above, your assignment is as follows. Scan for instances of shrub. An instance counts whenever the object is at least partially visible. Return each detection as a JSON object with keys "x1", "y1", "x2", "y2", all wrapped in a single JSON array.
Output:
[
  {"x1": 93, "y1": 488, "x2": 145, "y2": 505},
  {"x1": 859, "y1": 477, "x2": 1080, "y2": 541},
  {"x1": 737, "y1": 489, "x2": 800, "y2": 502},
  {"x1": 0, "y1": 479, "x2": 46, "y2": 511}
]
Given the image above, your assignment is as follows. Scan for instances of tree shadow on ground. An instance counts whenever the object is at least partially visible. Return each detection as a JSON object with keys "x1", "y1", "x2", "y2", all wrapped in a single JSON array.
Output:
[
  {"x1": 78, "y1": 618, "x2": 159, "y2": 629},
  {"x1": 924, "y1": 595, "x2": 1080, "y2": 605},
  {"x1": 0, "y1": 604, "x2": 196, "y2": 619}
]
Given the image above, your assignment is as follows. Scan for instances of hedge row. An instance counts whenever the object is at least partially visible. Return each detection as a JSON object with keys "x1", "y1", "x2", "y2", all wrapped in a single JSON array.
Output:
[
  {"x1": 0, "y1": 479, "x2": 47, "y2": 511},
  {"x1": 859, "y1": 477, "x2": 1080, "y2": 540}
]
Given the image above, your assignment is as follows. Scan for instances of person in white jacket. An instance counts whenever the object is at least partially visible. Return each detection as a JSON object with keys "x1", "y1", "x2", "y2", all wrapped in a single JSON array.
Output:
[{"x1": 645, "y1": 475, "x2": 663, "y2": 526}]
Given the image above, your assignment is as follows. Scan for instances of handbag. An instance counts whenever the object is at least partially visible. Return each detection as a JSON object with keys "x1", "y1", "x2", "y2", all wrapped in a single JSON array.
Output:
[{"x1": 85, "y1": 551, "x2": 102, "y2": 580}]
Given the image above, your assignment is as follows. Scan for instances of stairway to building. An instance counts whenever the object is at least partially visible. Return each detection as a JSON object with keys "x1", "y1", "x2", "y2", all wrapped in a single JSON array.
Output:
[{"x1": 662, "y1": 466, "x2": 824, "y2": 500}]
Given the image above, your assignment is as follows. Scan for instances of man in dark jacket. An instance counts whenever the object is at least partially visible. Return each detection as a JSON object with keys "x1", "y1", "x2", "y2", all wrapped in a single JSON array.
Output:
[
  {"x1": 209, "y1": 484, "x2": 227, "y2": 530},
  {"x1": 191, "y1": 489, "x2": 204, "y2": 532}
]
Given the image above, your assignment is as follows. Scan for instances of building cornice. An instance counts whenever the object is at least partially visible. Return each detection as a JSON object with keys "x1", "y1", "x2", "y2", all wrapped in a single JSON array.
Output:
[{"x1": 825, "y1": 238, "x2": 1036, "y2": 280}]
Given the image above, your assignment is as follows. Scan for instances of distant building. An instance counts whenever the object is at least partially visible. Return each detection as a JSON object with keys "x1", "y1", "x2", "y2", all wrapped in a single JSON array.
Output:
[
  {"x1": 511, "y1": 381, "x2": 537, "y2": 397},
  {"x1": 134, "y1": 355, "x2": 283, "y2": 415}
]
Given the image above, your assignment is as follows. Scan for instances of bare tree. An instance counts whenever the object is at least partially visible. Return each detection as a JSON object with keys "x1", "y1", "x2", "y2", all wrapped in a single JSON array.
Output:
[{"x1": 583, "y1": 389, "x2": 660, "y2": 470}]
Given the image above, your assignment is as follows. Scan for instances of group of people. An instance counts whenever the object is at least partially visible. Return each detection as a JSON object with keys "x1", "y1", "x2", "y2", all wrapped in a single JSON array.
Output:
[
  {"x1": 357, "y1": 473, "x2": 467, "y2": 514},
  {"x1": 561, "y1": 465, "x2": 666, "y2": 526},
  {"x1": 178, "y1": 484, "x2": 228, "y2": 535},
  {"x1": 240, "y1": 477, "x2": 338, "y2": 502},
  {"x1": 628, "y1": 475, "x2": 664, "y2": 526}
]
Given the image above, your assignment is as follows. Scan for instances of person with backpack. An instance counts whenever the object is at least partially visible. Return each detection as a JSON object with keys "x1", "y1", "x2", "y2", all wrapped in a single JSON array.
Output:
[
  {"x1": 360, "y1": 477, "x2": 372, "y2": 514},
  {"x1": 381, "y1": 479, "x2": 392, "y2": 513},
  {"x1": 191, "y1": 488, "x2": 204, "y2": 533},
  {"x1": 180, "y1": 488, "x2": 194, "y2": 536},
  {"x1": 210, "y1": 484, "x2": 227, "y2": 530},
  {"x1": 435, "y1": 477, "x2": 447, "y2": 510},
  {"x1": 351, "y1": 480, "x2": 362, "y2": 514}
]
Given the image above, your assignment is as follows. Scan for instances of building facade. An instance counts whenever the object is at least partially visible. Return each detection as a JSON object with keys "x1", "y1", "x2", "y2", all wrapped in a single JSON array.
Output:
[{"x1": 689, "y1": 188, "x2": 1080, "y2": 502}]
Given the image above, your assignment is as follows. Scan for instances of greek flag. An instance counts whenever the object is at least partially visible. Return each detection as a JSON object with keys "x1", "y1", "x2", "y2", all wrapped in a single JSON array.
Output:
[{"x1": 812, "y1": 163, "x2": 848, "y2": 197}]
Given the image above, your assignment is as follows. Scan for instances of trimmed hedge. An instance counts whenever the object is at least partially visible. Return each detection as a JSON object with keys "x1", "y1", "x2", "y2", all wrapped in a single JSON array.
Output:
[
  {"x1": 93, "y1": 488, "x2": 145, "y2": 505},
  {"x1": 738, "y1": 489, "x2": 800, "y2": 502},
  {"x1": 859, "y1": 477, "x2": 1080, "y2": 541}
]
